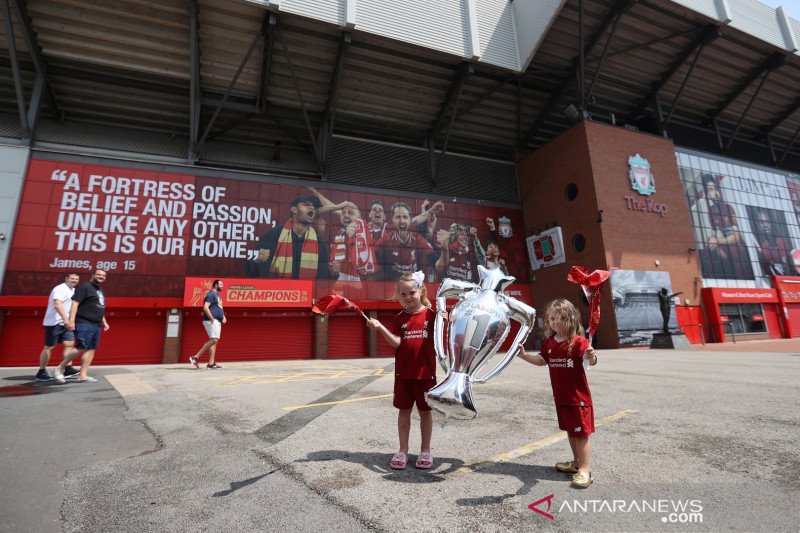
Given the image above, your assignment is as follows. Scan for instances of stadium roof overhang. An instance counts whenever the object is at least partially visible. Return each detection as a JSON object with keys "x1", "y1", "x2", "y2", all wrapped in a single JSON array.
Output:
[{"x1": 1, "y1": 0, "x2": 799, "y2": 175}]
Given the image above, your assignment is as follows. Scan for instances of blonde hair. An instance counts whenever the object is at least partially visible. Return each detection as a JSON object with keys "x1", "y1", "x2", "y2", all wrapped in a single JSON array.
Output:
[
  {"x1": 393, "y1": 273, "x2": 431, "y2": 307},
  {"x1": 542, "y1": 298, "x2": 584, "y2": 343}
]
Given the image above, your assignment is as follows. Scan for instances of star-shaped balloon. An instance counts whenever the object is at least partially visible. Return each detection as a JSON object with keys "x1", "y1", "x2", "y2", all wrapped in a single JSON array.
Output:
[{"x1": 567, "y1": 266, "x2": 610, "y2": 341}]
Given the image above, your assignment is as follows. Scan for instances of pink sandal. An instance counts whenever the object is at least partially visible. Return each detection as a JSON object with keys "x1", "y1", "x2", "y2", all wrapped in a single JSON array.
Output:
[
  {"x1": 415, "y1": 452, "x2": 434, "y2": 469},
  {"x1": 389, "y1": 452, "x2": 408, "y2": 470}
]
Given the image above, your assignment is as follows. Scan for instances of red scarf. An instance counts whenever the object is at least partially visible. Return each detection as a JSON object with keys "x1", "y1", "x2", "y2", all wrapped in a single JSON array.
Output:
[
  {"x1": 270, "y1": 219, "x2": 319, "y2": 279},
  {"x1": 353, "y1": 219, "x2": 376, "y2": 275}
]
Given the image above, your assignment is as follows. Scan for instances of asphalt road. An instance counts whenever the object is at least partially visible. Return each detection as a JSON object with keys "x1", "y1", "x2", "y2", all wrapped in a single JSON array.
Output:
[{"x1": 1, "y1": 342, "x2": 798, "y2": 532}]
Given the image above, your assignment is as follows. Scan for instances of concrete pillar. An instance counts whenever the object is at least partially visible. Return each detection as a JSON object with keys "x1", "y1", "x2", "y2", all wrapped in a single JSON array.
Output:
[{"x1": 314, "y1": 313, "x2": 328, "y2": 359}]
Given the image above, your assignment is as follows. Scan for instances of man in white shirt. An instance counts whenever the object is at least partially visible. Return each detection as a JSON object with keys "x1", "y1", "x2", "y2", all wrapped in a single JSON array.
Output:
[{"x1": 36, "y1": 273, "x2": 81, "y2": 381}]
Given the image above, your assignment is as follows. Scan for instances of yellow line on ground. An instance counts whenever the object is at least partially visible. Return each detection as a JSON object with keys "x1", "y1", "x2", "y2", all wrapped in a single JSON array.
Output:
[
  {"x1": 459, "y1": 408, "x2": 637, "y2": 473},
  {"x1": 282, "y1": 394, "x2": 393, "y2": 411}
]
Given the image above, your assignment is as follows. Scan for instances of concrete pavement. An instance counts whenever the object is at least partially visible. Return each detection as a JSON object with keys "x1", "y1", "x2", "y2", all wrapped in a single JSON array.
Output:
[{"x1": 1, "y1": 340, "x2": 798, "y2": 532}]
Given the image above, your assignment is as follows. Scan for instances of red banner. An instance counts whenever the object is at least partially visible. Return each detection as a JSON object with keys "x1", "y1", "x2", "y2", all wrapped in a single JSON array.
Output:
[
  {"x1": 183, "y1": 277, "x2": 312, "y2": 308},
  {"x1": 4, "y1": 159, "x2": 531, "y2": 301},
  {"x1": 708, "y1": 287, "x2": 779, "y2": 303}
]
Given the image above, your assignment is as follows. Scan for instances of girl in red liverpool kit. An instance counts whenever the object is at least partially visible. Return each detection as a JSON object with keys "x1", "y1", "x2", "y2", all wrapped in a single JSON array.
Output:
[
  {"x1": 366, "y1": 271, "x2": 437, "y2": 470},
  {"x1": 517, "y1": 299, "x2": 598, "y2": 488}
]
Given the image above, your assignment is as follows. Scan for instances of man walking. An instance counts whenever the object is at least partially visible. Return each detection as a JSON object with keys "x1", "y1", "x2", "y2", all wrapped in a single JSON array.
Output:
[
  {"x1": 54, "y1": 269, "x2": 110, "y2": 384},
  {"x1": 189, "y1": 279, "x2": 225, "y2": 369},
  {"x1": 36, "y1": 273, "x2": 81, "y2": 381}
]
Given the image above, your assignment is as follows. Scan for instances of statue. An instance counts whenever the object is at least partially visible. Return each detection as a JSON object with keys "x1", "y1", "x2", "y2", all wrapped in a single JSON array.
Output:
[{"x1": 658, "y1": 288, "x2": 683, "y2": 333}]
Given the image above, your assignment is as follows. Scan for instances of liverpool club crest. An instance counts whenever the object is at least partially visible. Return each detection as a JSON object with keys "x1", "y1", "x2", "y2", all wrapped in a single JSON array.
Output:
[
  {"x1": 498, "y1": 216, "x2": 513, "y2": 237},
  {"x1": 628, "y1": 153, "x2": 655, "y2": 195}
]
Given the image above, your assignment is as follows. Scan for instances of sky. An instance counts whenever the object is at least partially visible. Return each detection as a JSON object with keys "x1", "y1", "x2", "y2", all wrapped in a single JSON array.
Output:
[{"x1": 758, "y1": 0, "x2": 800, "y2": 20}]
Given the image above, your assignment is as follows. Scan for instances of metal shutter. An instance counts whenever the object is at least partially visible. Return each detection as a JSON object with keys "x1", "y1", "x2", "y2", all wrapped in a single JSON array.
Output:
[
  {"x1": 327, "y1": 313, "x2": 367, "y2": 358},
  {"x1": 787, "y1": 305, "x2": 800, "y2": 337},
  {"x1": 98, "y1": 312, "x2": 165, "y2": 365},
  {"x1": 0, "y1": 310, "x2": 165, "y2": 366},
  {"x1": 376, "y1": 310, "x2": 400, "y2": 357},
  {"x1": 180, "y1": 310, "x2": 314, "y2": 362},
  {"x1": 0, "y1": 312, "x2": 54, "y2": 367}
]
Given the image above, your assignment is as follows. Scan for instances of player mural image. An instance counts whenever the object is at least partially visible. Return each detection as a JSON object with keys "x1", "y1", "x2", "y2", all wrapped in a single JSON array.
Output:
[
  {"x1": 678, "y1": 152, "x2": 800, "y2": 289},
  {"x1": 3, "y1": 159, "x2": 530, "y2": 301}
]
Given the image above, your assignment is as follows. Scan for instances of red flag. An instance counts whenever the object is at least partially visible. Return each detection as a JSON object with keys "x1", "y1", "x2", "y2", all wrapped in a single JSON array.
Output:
[
  {"x1": 312, "y1": 294, "x2": 367, "y2": 320},
  {"x1": 567, "y1": 266, "x2": 610, "y2": 340}
]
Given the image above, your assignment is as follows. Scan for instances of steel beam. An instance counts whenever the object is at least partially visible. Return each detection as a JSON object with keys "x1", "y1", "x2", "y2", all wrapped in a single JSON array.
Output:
[
  {"x1": 257, "y1": 13, "x2": 276, "y2": 111},
  {"x1": 1, "y1": 0, "x2": 29, "y2": 137},
  {"x1": 320, "y1": 31, "x2": 351, "y2": 175},
  {"x1": 724, "y1": 68, "x2": 772, "y2": 152},
  {"x1": 652, "y1": 94, "x2": 666, "y2": 137},
  {"x1": 428, "y1": 62, "x2": 473, "y2": 183},
  {"x1": 778, "y1": 124, "x2": 800, "y2": 164},
  {"x1": 26, "y1": 73, "x2": 44, "y2": 134},
  {"x1": 626, "y1": 24, "x2": 719, "y2": 123},
  {"x1": 195, "y1": 15, "x2": 268, "y2": 158},
  {"x1": 588, "y1": 28, "x2": 696, "y2": 61},
  {"x1": 11, "y1": 0, "x2": 61, "y2": 122},
  {"x1": 705, "y1": 52, "x2": 785, "y2": 124},
  {"x1": 662, "y1": 38, "x2": 710, "y2": 126},
  {"x1": 428, "y1": 62, "x2": 473, "y2": 142},
  {"x1": 275, "y1": 24, "x2": 322, "y2": 172},
  {"x1": 766, "y1": 133, "x2": 777, "y2": 163},
  {"x1": 517, "y1": 0, "x2": 635, "y2": 151},
  {"x1": 584, "y1": 0, "x2": 625, "y2": 107},
  {"x1": 760, "y1": 96, "x2": 800, "y2": 138},
  {"x1": 712, "y1": 117, "x2": 724, "y2": 151},
  {"x1": 189, "y1": 0, "x2": 201, "y2": 162},
  {"x1": 455, "y1": 74, "x2": 515, "y2": 122}
]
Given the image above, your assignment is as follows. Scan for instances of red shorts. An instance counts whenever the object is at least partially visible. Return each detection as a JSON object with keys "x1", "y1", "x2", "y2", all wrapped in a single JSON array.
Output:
[
  {"x1": 556, "y1": 405, "x2": 595, "y2": 438},
  {"x1": 393, "y1": 379, "x2": 436, "y2": 411}
]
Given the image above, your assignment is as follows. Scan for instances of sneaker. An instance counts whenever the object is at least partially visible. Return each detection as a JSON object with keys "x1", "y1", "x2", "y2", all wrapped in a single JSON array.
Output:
[
  {"x1": 76, "y1": 376, "x2": 98, "y2": 383},
  {"x1": 571, "y1": 471, "x2": 593, "y2": 489},
  {"x1": 35, "y1": 369, "x2": 52, "y2": 381},
  {"x1": 555, "y1": 460, "x2": 579, "y2": 474},
  {"x1": 189, "y1": 356, "x2": 199, "y2": 369},
  {"x1": 54, "y1": 372, "x2": 66, "y2": 384},
  {"x1": 206, "y1": 363, "x2": 222, "y2": 369},
  {"x1": 64, "y1": 366, "x2": 80, "y2": 379}
]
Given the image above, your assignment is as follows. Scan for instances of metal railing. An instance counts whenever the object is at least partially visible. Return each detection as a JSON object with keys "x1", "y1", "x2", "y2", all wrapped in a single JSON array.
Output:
[
  {"x1": 712, "y1": 322, "x2": 737, "y2": 343},
  {"x1": 679, "y1": 323, "x2": 705, "y2": 345}
]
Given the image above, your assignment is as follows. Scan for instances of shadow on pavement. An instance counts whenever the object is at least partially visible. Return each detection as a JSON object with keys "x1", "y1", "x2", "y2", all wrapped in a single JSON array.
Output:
[{"x1": 298, "y1": 449, "x2": 566, "y2": 498}]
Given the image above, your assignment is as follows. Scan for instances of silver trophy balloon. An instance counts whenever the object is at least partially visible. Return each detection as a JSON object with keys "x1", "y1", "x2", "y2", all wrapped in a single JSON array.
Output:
[{"x1": 425, "y1": 265, "x2": 536, "y2": 419}]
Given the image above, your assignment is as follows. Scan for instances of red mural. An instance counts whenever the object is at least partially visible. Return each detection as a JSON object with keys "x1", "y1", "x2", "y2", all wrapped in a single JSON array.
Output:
[{"x1": 3, "y1": 159, "x2": 530, "y2": 300}]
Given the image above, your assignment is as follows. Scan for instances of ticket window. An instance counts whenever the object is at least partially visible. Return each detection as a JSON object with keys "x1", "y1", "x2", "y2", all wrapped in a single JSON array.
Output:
[{"x1": 719, "y1": 303, "x2": 766, "y2": 334}]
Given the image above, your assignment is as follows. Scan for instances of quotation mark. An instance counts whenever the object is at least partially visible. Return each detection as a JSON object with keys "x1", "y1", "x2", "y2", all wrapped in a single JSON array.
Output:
[{"x1": 51, "y1": 170, "x2": 68, "y2": 182}]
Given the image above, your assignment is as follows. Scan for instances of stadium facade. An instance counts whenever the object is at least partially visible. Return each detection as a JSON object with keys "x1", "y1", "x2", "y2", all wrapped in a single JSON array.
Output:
[{"x1": 1, "y1": 0, "x2": 799, "y2": 363}]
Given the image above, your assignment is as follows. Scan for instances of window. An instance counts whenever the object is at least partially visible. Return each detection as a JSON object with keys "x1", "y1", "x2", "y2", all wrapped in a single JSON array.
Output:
[
  {"x1": 572, "y1": 233, "x2": 586, "y2": 252},
  {"x1": 565, "y1": 183, "x2": 578, "y2": 201},
  {"x1": 719, "y1": 303, "x2": 766, "y2": 334}
]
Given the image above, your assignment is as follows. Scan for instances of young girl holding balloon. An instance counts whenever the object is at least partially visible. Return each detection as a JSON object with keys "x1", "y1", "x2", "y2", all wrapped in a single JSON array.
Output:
[
  {"x1": 366, "y1": 271, "x2": 437, "y2": 470},
  {"x1": 517, "y1": 298, "x2": 598, "y2": 488}
]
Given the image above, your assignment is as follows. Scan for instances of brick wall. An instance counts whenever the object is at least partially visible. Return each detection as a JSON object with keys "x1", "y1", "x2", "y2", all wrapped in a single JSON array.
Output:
[{"x1": 517, "y1": 121, "x2": 702, "y2": 348}]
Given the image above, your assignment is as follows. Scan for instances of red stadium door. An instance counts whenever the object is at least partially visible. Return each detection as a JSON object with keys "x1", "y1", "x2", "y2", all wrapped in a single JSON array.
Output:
[
  {"x1": 327, "y1": 313, "x2": 367, "y2": 358},
  {"x1": 180, "y1": 309, "x2": 314, "y2": 362},
  {"x1": 0, "y1": 309, "x2": 165, "y2": 366},
  {"x1": 376, "y1": 310, "x2": 399, "y2": 357}
]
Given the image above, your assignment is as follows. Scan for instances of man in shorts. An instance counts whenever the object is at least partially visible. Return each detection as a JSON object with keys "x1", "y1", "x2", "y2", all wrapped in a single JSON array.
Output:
[
  {"x1": 54, "y1": 269, "x2": 110, "y2": 383},
  {"x1": 36, "y1": 273, "x2": 81, "y2": 381},
  {"x1": 189, "y1": 279, "x2": 226, "y2": 369}
]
